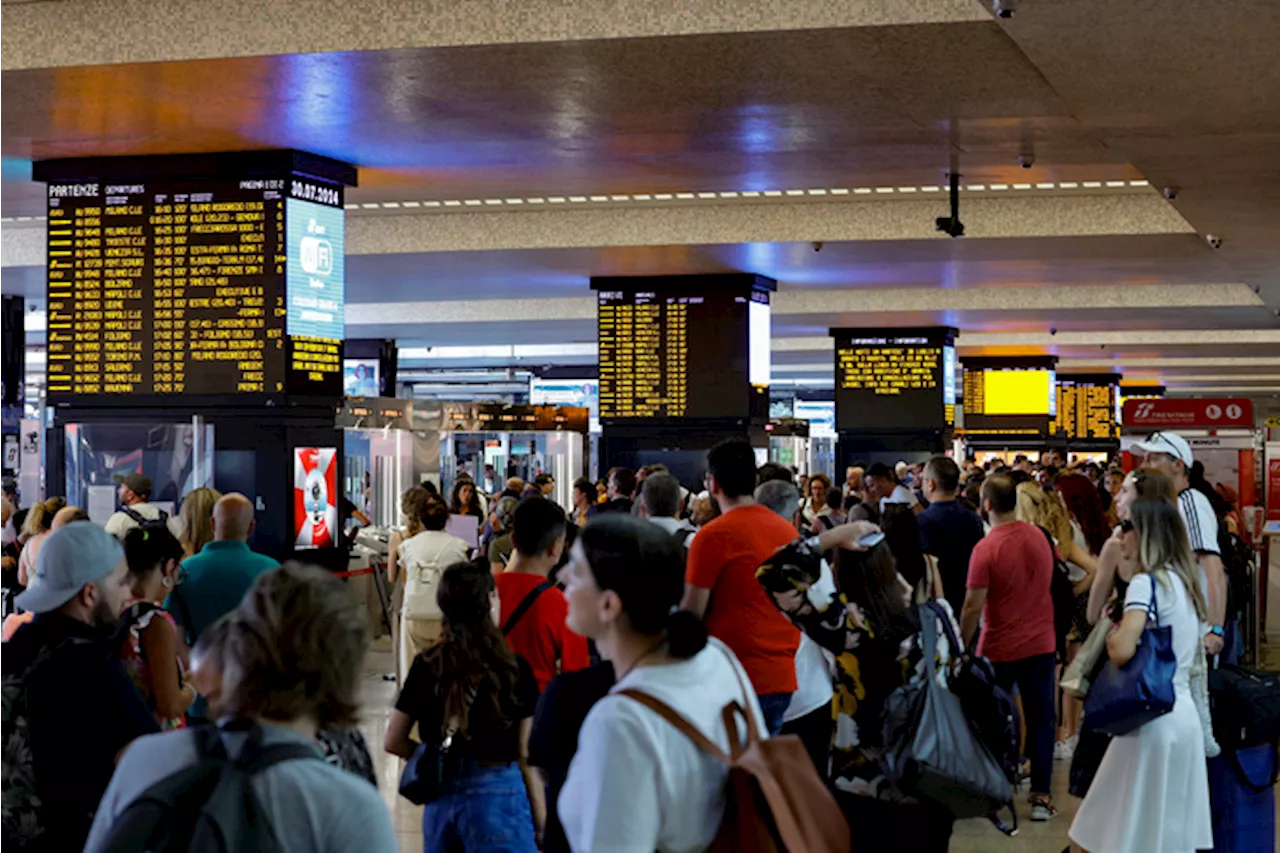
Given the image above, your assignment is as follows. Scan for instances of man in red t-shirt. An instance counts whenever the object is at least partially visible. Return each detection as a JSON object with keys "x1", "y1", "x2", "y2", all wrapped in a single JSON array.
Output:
[
  {"x1": 496, "y1": 497, "x2": 590, "y2": 691},
  {"x1": 961, "y1": 473, "x2": 1059, "y2": 821},
  {"x1": 681, "y1": 440, "x2": 800, "y2": 735}
]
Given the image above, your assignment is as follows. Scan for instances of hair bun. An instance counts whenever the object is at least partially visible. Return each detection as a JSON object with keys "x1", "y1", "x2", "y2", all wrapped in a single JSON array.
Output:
[{"x1": 666, "y1": 609, "x2": 708, "y2": 659}]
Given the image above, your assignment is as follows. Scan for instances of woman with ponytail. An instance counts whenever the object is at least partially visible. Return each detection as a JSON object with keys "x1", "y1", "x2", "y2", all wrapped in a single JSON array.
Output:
[
  {"x1": 557, "y1": 514, "x2": 765, "y2": 852},
  {"x1": 385, "y1": 560, "x2": 543, "y2": 852},
  {"x1": 16, "y1": 496, "x2": 66, "y2": 586}
]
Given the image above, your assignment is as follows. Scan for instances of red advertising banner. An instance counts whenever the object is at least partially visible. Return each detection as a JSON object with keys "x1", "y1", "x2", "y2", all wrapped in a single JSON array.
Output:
[
  {"x1": 1122, "y1": 397, "x2": 1254, "y2": 430},
  {"x1": 1268, "y1": 457, "x2": 1280, "y2": 521}
]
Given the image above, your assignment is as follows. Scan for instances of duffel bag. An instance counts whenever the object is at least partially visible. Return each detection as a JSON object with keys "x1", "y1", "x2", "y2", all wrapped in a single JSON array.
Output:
[{"x1": 1210, "y1": 664, "x2": 1280, "y2": 751}]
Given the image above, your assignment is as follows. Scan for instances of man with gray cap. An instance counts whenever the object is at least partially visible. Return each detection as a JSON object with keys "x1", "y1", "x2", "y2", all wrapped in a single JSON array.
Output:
[
  {"x1": 1132, "y1": 430, "x2": 1228, "y2": 655},
  {"x1": 3, "y1": 522, "x2": 158, "y2": 851},
  {"x1": 104, "y1": 472, "x2": 168, "y2": 540}
]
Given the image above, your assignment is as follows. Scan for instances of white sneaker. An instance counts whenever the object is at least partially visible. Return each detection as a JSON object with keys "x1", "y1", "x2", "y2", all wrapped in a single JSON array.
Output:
[{"x1": 1053, "y1": 738, "x2": 1075, "y2": 761}]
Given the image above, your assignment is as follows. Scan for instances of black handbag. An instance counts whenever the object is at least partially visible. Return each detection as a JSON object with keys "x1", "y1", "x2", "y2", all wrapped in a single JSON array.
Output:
[
  {"x1": 1209, "y1": 663, "x2": 1280, "y2": 752},
  {"x1": 398, "y1": 686, "x2": 474, "y2": 805}
]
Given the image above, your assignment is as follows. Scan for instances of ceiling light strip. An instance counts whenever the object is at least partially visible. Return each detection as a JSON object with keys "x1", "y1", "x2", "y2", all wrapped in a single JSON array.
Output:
[{"x1": 316, "y1": 178, "x2": 1153, "y2": 217}]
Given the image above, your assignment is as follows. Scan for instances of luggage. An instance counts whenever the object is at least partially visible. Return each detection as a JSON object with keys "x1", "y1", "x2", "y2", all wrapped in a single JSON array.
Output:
[
  {"x1": 880, "y1": 604, "x2": 1013, "y2": 821},
  {"x1": 1208, "y1": 743, "x2": 1278, "y2": 853},
  {"x1": 1210, "y1": 664, "x2": 1280, "y2": 751}
]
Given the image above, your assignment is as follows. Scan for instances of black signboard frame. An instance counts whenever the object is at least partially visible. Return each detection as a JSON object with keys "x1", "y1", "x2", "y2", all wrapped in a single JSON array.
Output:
[
  {"x1": 1050, "y1": 372, "x2": 1121, "y2": 448},
  {"x1": 829, "y1": 326, "x2": 957, "y2": 434}
]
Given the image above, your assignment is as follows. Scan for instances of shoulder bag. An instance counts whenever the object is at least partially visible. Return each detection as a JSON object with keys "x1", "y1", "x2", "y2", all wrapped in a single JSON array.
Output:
[
  {"x1": 1082, "y1": 575, "x2": 1177, "y2": 736},
  {"x1": 399, "y1": 684, "x2": 475, "y2": 805},
  {"x1": 880, "y1": 604, "x2": 1013, "y2": 819},
  {"x1": 1060, "y1": 616, "x2": 1111, "y2": 699}
]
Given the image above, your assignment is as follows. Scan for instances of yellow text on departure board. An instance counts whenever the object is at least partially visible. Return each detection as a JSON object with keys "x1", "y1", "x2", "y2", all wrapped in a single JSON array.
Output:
[{"x1": 838, "y1": 346, "x2": 941, "y2": 396}]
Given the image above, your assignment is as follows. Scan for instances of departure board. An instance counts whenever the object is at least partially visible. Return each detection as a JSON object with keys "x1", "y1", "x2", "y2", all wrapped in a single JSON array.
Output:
[
  {"x1": 594, "y1": 279, "x2": 771, "y2": 421},
  {"x1": 44, "y1": 174, "x2": 344, "y2": 404},
  {"x1": 831, "y1": 327, "x2": 956, "y2": 432},
  {"x1": 960, "y1": 359, "x2": 1058, "y2": 440},
  {"x1": 1051, "y1": 376, "x2": 1120, "y2": 441}
]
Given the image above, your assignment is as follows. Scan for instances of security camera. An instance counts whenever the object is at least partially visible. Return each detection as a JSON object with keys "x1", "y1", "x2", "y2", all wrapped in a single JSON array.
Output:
[
  {"x1": 1018, "y1": 153, "x2": 1034, "y2": 169},
  {"x1": 1205, "y1": 234, "x2": 1223, "y2": 250},
  {"x1": 935, "y1": 174, "x2": 965, "y2": 238},
  {"x1": 812, "y1": 241, "x2": 824, "y2": 253},
  {"x1": 993, "y1": 0, "x2": 1017, "y2": 18},
  {"x1": 1049, "y1": 328, "x2": 1058, "y2": 336},
  {"x1": 1162, "y1": 186, "x2": 1179, "y2": 200}
]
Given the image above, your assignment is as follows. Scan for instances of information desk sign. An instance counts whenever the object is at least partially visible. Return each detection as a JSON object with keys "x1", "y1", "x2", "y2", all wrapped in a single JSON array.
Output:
[
  {"x1": 590, "y1": 274, "x2": 775, "y2": 423},
  {"x1": 1050, "y1": 373, "x2": 1121, "y2": 442},
  {"x1": 36, "y1": 152, "x2": 354, "y2": 407},
  {"x1": 830, "y1": 327, "x2": 957, "y2": 432},
  {"x1": 961, "y1": 356, "x2": 1059, "y2": 442}
]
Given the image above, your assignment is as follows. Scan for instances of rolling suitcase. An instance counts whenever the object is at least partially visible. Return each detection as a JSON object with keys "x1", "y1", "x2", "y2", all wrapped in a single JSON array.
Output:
[{"x1": 1208, "y1": 742, "x2": 1278, "y2": 853}]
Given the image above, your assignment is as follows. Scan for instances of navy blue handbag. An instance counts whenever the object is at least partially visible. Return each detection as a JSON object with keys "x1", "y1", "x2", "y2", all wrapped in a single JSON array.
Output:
[{"x1": 1083, "y1": 578, "x2": 1177, "y2": 736}]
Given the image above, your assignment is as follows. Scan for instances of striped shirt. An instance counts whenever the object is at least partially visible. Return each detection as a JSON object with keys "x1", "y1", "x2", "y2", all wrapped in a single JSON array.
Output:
[{"x1": 1178, "y1": 488, "x2": 1220, "y2": 556}]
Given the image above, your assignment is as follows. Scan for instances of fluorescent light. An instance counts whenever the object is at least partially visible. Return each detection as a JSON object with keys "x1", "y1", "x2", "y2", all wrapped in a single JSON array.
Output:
[
  {"x1": 920, "y1": 185, "x2": 942, "y2": 193},
  {"x1": 853, "y1": 188, "x2": 873, "y2": 194},
  {"x1": 1058, "y1": 182, "x2": 1078, "y2": 189},
  {"x1": 548, "y1": 197, "x2": 567, "y2": 203},
  {"x1": 381, "y1": 201, "x2": 401, "y2": 208},
  {"x1": 360, "y1": 203, "x2": 380, "y2": 209},
  {"x1": 741, "y1": 191, "x2": 762, "y2": 197},
  {"x1": 1082, "y1": 181, "x2": 1103, "y2": 188},
  {"x1": 568, "y1": 196, "x2": 588, "y2": 203},
  {"x1": 719, "y1": 191, "x2": 741, "y2": 198},
  {"x1": 463, "y1": 199, "x2": 482, "y2": 206},
  {"x1": 399, "y1": 343, "x2": 598, "y2": 361},
  {"x1": 698, "y1": 192, "x2": 718, "y2": 199},
  {"x1": 829, "y1": 188, "x2": 849, "y2": 195},
  {"x1": 1106, "y1": 180, "x2": 1127, "y2": 187},
  {"x1": 1129, "y1": 180, "x2": 1150, "y2": 187},
  {"x1": 401, "y1": 201, "x2": 422, "y2": 207},
  {"x1": 965, "y1": 184, "x2": 985, "y2": 191},
  {"x1": 806, "y1": 189, "x2": 827, "y2": 196},
  {"x1": 763, "y1": 190, "x2": 783, "y2": 197},
  {"x1": 654, "y1": 193, "x2": 674, "y2": 200},
  {"x1": 785, "y1": 189, "x2": 805, "y2": 196},
  {"x1": 989, "y1": 184, "x2": 1009, "y2": 191},
  {"x1": 1036, "y1": 183, "x2": 1055, "y2": 189},
  {"x1": 504, "y1": 198, "x2": 525, "y2": 205},
  {"x1": 589, "y1": 195, "x2": 609, "y2": 202},
  {"x1": 676, "y1": 192, "x2": 696, "y2": 199},
  {"x1": 610, "y1": 194, "x2": 630, "y2": 202},
  {"x1": 1013, "y1": 183, "x2": 1032, "y2": 190},
  {"x1": 874, "y1": 187, "x2": 894, "y2": 194},
  {"x1": 526, "y1": 198, "x2": 544, "y2": 204},
  {"x1": 443, "y1": 200, "x2": 462, "y2": 207},
  {"x1": 633, "y1": 194, "x2": 653, "y2": 201},
  {"x1": 898, "y1": 186, "x2": 918, "y2": 193}
]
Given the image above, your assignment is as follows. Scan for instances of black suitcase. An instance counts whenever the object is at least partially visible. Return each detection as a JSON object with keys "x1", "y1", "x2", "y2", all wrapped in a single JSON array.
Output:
[{"x1": 1210, "y1": 664, "x2": 1280, "y2": 751}]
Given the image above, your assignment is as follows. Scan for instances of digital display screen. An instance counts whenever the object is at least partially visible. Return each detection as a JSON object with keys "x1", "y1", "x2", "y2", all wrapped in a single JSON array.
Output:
[
  {"x1": 962, "y1": 369, "x2": 1056, "y2": 416},
  {"x1": 1051, "y1": 376, "x2": 1120, "y2": 441},
  {"x1": 597, "y1": 289, "x2": 767, "y2": 420},
  {"x1": 45, "y1": 177, "x2": 343, "y2": 404},
  {"x1": 343, "y1": 359, "x2": 380, "y2": 397},
  {"x1": 529, "y1": 378, "x2": 600, "y2": 433},
  {"x1": 832, "y1": 329, "x2": 956, "y2": 432},
  {"x1": 794, "y1": 400, "x2": 836, "y2": 438},
  {"x1": 960, "y1": 362, "x2": 1057, "y2": 439}
]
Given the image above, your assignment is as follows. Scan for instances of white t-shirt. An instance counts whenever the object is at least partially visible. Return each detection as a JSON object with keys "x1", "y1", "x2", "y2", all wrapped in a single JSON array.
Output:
[
  {"x1": 103, "y1": 502, "x2": 174, "y2": 540},
  {"x1": 784, "y1": 633, "x2": 834, "y2": 723},
  {"x1": 1177, "y1": 488, "x2": 1220, "y2": 556},
  {"x1": 559, "y1": 638, "x2": 768, "y2": 853},
  {"x1": 398, "y1": 529, "x2": 470, "y2": 617},
  {"x1": 879, "y1": 484, "x2": 918, "y2": 513}
]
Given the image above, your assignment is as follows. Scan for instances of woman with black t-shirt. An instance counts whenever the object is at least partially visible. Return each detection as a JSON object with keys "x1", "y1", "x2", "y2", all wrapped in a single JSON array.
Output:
[{"x1": 385, "y1": 561, "x2": 543, "y2": 852}]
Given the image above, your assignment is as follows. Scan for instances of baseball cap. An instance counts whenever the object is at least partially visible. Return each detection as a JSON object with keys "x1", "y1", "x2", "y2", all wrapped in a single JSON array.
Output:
[
  {"x1": 14, "y1": 522, "x2": 126, "y2": 614},
  {"x1": 1132, "y1": 431, "x2": 1193, "y2": 467},
  {"x1": 112, "y1": 471, "x2": 152, "y2": 496}
]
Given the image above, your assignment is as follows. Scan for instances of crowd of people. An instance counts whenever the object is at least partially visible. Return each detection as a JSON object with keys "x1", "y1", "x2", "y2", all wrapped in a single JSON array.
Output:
[{"x1": 0, "y1": 430, "x2": 1251, "y2": 852}]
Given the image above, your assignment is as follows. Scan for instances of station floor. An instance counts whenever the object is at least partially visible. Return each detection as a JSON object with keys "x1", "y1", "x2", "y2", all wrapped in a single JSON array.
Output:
[{"x1": 358, "y1": 641, "x2": 1115, "y2": 853}]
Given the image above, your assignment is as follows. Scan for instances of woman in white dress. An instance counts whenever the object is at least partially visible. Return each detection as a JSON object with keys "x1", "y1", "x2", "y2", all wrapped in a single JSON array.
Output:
[{"x1": 1068, "y1": 494, "x2": 1213, "y2": 853}]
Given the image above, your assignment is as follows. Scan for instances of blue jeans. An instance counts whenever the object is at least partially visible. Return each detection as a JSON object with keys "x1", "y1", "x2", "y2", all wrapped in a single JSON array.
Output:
[
  {"x1": 422, "y1": 760, "x2": 536, "y2": 853},
  {"x1": 992, "y1": 653, "x2": 1056, "y2": 797},
  {"x1": 756, "y1": 692, "x2": 793, "y2": 736}
]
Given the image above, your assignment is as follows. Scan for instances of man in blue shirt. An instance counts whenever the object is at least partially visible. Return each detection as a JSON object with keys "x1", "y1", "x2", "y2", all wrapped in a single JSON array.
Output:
[
  {"x1": 917, "y1": 456, "x2": 986, "y2": 614},
  {"x1": 167, "y1": 492, "x2": 279, "y2": 649}
]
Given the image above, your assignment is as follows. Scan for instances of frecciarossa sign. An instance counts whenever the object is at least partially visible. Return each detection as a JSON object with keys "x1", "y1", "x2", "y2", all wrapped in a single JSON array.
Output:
[{"x1": 1123, "y1": 398, "x2": 1254, "y2": 429}]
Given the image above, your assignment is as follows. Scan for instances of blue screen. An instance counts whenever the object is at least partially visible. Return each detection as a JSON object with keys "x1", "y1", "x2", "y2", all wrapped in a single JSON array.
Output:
[{"x1": 286, "y1": 198, "x2": 345, "y2": 340}]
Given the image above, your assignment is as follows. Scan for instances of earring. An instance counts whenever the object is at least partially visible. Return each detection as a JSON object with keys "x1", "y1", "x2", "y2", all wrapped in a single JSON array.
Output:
[{"x1": 162, "y1": 576, "x2": 174, "y2": 589}]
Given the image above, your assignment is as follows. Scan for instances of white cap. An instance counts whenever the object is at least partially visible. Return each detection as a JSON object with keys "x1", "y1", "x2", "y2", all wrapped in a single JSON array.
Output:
[{"x1": 1132, "y1": 431, "x2": 1193, "y2": 467}]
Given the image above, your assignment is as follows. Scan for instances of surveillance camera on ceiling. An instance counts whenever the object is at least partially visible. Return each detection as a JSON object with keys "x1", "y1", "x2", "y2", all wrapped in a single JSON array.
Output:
[
  {"x1": 1018, "y1": 153, "x2": 1034, "y2": 169},
  {"x1": 935, "y1": 173, "x2": 965, "y2": 238},
  {"x1": 993, "y1": 0, "x2": 1017, "y2": 18},
  {"x1": 1205, "y1": 234, "x2": 1223, "y2": 250}
]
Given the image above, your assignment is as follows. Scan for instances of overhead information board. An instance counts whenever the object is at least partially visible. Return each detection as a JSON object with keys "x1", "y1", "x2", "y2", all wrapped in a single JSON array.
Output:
[
  {"x1": 1051, "y1": 375, "x2": 1120, "y2": 441},
  {"x1": 831, "y1": 327, "x2": 957, "y2": 432},
  {"x1": 960, "y1": 358, "x2": 1058, "y2": 441},
  {"x1": 593, "y1": 275, "x2": 773, "y2": 421},
  {"x1": 41, "y1": 161, "x2": 348, "y2": 406}
]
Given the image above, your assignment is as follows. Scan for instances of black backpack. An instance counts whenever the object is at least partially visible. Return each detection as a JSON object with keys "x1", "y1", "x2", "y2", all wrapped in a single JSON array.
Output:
[
  {"x1": 92, "y1": 722, "x2": 320, "y2": 853},
  {"x1": 122, "y1": 506, "x2": 171, "y2": 533},
  {"x1": 1218, "y1": 529, "x2": 1255, "y2": 626},
  {"x1": 1209, "y1": 664, "x2": 1280, "y2": 753},
  {"x1": 1036, "y1": 525, "x2": 1077, "y2": 659}
]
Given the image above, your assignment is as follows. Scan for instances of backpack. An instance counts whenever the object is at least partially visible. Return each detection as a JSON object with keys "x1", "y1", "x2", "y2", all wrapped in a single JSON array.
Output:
[
  {"x1": 1218, "y1": 529, "x2": 1255, "y2": 626},
  {"x1": 2, "y1": 638, "x2": 94, "y2": 848},
  {"x1": 122, "y1": 506, "x2": 170, "y2": 533},
  {"x1": 92, "y1": 722, "x2": 321, "y2": 853},
  {"x1": 619, "y1": 648, "x2": 849, "y2": 853},
  {"x1": 1036, "y1": 525, "x2": 1077, "y2": 659}
]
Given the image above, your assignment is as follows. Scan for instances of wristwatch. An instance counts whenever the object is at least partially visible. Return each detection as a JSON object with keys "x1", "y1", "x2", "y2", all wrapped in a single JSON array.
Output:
[{"x1": 1208, "y1": 625, "x2": 1225, "y2": 637}]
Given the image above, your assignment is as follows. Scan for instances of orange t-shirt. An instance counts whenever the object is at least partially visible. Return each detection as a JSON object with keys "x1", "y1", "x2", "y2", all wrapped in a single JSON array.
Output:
[
  {"x1": 686, "y1": 504, "x2": 801, "y2": 695},
  {"x1": 496, "y1": 571, "x2": 591, "y2": 692}
]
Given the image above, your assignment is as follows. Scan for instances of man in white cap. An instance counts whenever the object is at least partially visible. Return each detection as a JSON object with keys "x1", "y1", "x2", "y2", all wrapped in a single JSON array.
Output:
[
  {"x1": 3, "y1": 522, "x2": 159, "y2": 851},
  {"x1": 1132, "y1": 431, "x2": 1227, "y2": 655}
]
